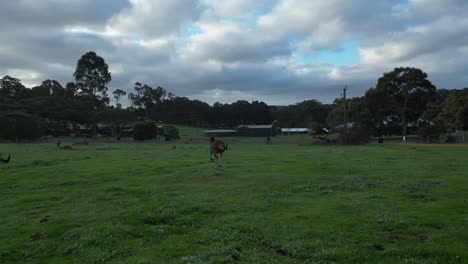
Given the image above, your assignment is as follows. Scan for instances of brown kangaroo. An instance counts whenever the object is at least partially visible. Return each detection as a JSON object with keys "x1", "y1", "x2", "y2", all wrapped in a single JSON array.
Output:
[
  {"x1": 0, "y1": 153, "x2": 10, "y2": 164},
  {"x1": 210, "y1": 137, "x2": 228, "y2": 170}
]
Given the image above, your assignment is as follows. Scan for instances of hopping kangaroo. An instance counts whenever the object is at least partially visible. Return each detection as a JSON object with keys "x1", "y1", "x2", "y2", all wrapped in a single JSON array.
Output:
[
  {"x1": 0, "y1": 153, "x2": 10, "y2": 164},
  {"x1": 210, "y1": 137, "x2": 228, "y2": 170}
]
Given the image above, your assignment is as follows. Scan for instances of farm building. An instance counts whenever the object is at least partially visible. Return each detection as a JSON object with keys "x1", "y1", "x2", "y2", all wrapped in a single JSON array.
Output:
[
  {"x1": 237, "y1": 125, "x2": 276, "y2": 137},
  {"x1": 281, "y1": 128, "x2": 310, "y2": 135},
  {"x1": 204, "y1": 129, "x2": 237, "y2": 137}
]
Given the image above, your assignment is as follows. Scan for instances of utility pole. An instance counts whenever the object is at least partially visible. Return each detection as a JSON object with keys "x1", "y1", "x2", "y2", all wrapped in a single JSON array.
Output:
[{"x1": 343, "y1": 85, "x2": 348, "y2": 144}]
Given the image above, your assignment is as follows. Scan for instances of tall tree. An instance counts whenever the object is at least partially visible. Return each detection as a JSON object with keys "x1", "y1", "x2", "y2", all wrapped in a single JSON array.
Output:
[
  {"x1": 131, "y1": 82, "x2": 167, "y2": 118},
  {"x1": 31, "y1": 80, "x2": 64, "y2": 97},
  {"x1": 365, "y1": 87, "x2": 399, "y2": 136},
  {"x1": 73, "y1": 51, "x2": 112, "y2": 110},
  {"x1": 65, "y1": 82, "x2": 78, "y2": 98},
  {"x1": 0, "y1": 75, "x2": 27, "y2": 99},
  {"x1": 374, "y1": 67, "x2": 435, "y2": 140},
  {"x1": 131, "y1": 82, "x2": 144, "y2": 108},
  {"x1": 128, "y1": 92, "x2": 135, "y2": 108},
  {"x1": 113, "y1": 89, "x2": 127, "y2": 105}
]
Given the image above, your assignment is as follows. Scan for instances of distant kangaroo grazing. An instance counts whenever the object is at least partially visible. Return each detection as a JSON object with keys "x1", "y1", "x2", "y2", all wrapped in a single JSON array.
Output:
[
  {"x1": 56, "y1": 140, "x2": 72, "y2": 149},
  {"x1": 210, "y1": 137, "x2": 228, "y2": 170},
  {"x1": 0, "y1": 153, "x2": 10, "y2": 164}
]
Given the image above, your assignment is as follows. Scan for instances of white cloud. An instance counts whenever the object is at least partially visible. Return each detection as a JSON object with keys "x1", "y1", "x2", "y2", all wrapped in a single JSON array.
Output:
[{"x1": 106, "y1": 0, "x2": 199, "y2": 39}]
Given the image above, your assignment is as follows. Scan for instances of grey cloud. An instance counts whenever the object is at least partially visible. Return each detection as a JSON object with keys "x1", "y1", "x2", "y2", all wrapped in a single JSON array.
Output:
[
  {"x1": 183, "y1": 30, "x2": 291, "y2": 63},
  {"x1": 0, "y1": 1, "x2": 128, "y2": 28}
]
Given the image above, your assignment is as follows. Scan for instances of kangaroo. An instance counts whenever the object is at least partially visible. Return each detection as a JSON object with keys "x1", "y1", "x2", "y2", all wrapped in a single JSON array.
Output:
[
  {"x1": 0, "y1": 153, "x2": 10, "y2": 164},
  {"x1": 210, "y1": 137, "x2": 228, "y2": 170}
]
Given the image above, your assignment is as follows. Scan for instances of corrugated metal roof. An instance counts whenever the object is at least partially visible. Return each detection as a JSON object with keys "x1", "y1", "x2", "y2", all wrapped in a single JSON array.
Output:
[
  {"x1": 205, "y1": 130, "x2": 237, "y2": 133},
  {"x1": 281, "y1": 128, "x2": 310, "y2": 132}
]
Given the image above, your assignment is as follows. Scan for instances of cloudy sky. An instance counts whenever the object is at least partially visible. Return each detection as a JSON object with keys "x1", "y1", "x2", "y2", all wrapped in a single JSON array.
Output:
[{"x1": 1, "y1": 0, "x2": 468, "y2": 105}]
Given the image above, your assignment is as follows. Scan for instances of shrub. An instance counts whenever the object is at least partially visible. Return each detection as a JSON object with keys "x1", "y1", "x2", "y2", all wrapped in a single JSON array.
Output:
[
  {"x1": 133, "y1": 121, "x2": 158, "y2": 141},
  {"x1": 163, "y1": 126, "x2": 180, "y2": 141},
  {"x1": 417, "y1": 121, "x2": 445, "y2": 142},
  {"x1": 144, "y1": 122, "x2": 158, "y2": 139}
]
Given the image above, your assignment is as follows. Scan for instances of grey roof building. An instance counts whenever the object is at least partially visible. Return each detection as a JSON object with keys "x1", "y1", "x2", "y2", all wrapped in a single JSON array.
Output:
[
  {"x1": 237, "y1": 124, "x2": 276, "y2": 137},
  {"x1": 204, "y1": 129, "x2": 237, "y2": 137}
]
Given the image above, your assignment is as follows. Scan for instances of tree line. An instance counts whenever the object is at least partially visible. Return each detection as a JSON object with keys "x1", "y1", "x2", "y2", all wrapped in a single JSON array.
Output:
[
  {"x1": 0, "y1": 51, "x2": 467, "y2": 141},
  {"x1": 327, "y1": 68, "x2": 468, "y2": 141}
]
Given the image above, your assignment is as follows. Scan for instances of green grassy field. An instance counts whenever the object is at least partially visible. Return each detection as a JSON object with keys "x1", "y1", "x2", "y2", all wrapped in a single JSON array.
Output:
[{"x1": 0, "y1": 142, "x2": 467, "y2": 263}]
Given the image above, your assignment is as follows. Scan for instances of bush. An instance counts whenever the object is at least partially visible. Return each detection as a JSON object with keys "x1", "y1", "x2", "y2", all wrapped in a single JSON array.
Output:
[
  {"x1": 336, "y1": 126, "x2": 369, "y2": 144},
  {"x1": 133, "y1": 121, "x2": 158, "y2": 141},
  {"x1": 163, "y1": 126, "x2": 179, "y2": 141},
  {"x1": 132, "y1": 122, "x2": 179, "y2": 141},
  {"x1": 417, "y1": 121, "x2": 445, "y2": 142},
  {"x1": 144, "y1": 122, "x2": 158, "y2": 139}
]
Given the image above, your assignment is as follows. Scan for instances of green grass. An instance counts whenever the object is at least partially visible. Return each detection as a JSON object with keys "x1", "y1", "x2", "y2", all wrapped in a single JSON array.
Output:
[{"x1": 0, "y1": 142, "x2": 467, "y2": 263}]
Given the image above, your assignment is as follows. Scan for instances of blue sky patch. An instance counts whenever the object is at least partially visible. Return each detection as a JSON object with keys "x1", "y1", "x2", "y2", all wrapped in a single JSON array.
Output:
[
  {"x1": 295, "y1": 41, "x2": 360, "y2": 66},
  {"x1": 180, "y1": 24, "x2": 202, "y2": 39},
  {"x1": 131, "y1": 36, "x2": 143, "y2": 43}
]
